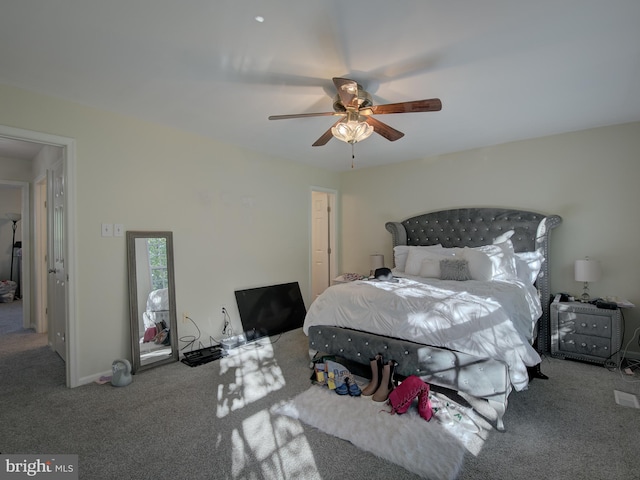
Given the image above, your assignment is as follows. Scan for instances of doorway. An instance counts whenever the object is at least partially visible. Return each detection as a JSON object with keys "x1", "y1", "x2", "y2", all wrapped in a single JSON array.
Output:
[
  {"x1": 310, "y1": 188, "x2": 337, "y2": 301},
  {"x1": 0, "y1": 125, "x2": 77, "y2": 387}
]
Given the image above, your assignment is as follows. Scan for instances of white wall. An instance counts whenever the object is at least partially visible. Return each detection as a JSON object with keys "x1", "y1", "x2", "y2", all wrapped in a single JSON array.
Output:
[
  {"x1": 0, "y1": 84, "x2": 341, "y2": 383},
  {"x1": 340, "y1": 122, "x2": 640, "y2": 355}
]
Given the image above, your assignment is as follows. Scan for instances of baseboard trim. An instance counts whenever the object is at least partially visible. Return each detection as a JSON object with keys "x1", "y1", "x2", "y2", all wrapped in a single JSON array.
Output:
[
  {"x1": 623, "y1": 351, "x2": 640, "y2": 361},
  {"x1": 78, "y1": 370, "x2": 112, "y2": 386}
]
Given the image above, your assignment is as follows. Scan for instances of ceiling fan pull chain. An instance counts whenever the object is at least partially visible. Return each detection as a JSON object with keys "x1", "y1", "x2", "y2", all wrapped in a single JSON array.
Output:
[{"x1": 351, "y1": 143, "x2": 355, "y2": 169}]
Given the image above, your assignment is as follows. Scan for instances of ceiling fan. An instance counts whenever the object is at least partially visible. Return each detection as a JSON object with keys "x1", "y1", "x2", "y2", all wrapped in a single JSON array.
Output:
[{"x1": 268, "y1": 77, "x2": 442, "y2": 147}]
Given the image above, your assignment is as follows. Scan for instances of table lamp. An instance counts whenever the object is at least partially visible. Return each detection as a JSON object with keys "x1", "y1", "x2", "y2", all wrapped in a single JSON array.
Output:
[
  {"x1": 370, "y1": 254, "x2": 384, "y2": 276},
  {"x1": 574, "y1": 256, "x2": 601, "y2": 302}
]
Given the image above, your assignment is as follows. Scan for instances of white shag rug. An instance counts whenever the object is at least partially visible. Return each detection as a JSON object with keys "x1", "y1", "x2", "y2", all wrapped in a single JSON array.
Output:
[{"x1": 274, "y1": 385, "x2": 467, "y2": 480}]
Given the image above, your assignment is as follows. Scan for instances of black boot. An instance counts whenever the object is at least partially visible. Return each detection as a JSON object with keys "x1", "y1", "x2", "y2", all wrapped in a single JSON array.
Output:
[{"x1": 528, "y1": 363, "x2": 548, "y2": 380}]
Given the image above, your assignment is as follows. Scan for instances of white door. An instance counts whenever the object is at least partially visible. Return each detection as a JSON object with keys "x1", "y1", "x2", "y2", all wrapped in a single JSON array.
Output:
[
  {"x1": 311, "y1": 190, "x2": 336, "y2": 299},
  {"x1": 49, "y1": 160, "x2": 67, "y2": 361}
]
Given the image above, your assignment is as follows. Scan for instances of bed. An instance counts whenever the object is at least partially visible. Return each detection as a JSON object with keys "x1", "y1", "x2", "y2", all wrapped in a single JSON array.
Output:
[{"x1": 305, "y1": 207, "x2": 562, "y2": 430}]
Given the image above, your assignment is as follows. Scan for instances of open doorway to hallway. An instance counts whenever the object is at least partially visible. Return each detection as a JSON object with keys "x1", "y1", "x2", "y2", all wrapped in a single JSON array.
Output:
[
  {"x1": 0, "y1": 125, "x2": 76, "y2": 387},
  {"x1": 310, "y1": 188, "x2": 338, "y2": 301},
  {"x1": 0, "y1": 180, "x2": 28, "y2": 331}
]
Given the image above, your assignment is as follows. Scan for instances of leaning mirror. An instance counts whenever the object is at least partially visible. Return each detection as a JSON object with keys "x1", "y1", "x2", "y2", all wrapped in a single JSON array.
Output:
[{"x1": 126, "y1": 231, "x2": 178, "y2": 373}]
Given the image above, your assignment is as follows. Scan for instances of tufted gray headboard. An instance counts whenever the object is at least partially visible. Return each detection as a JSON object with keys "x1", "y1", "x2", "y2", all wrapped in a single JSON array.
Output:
[{"x1": 385, "y1": 208, "x2": 562, "y2": 353}]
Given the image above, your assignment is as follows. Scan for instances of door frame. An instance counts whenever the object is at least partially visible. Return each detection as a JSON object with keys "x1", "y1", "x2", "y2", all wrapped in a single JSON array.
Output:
[
  {"x1": 0, "y1": 125, "x2": 78, "y2": 388},
  {"x1": 309, "y1": 187, "x2": 338, "y2": 301}
]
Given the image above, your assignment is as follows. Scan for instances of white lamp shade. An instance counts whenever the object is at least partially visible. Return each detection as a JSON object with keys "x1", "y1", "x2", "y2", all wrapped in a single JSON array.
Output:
[
  {"x1": 331, "y1": 120, "x2": 374, "y2": 144},
  {"x1": 574, "y1": 258, "x2": 601, "y2": 282},
  {"x1": 370, "y1": 254, "x2": 385, "y2": 271}
]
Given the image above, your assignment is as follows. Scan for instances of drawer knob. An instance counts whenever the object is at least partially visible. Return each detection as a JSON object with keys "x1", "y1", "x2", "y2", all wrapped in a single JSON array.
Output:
[
  {"x1": 581, "y1": 342, "x2": 587, "y2": 347},
  {"x1": 592, "y1": 324, "x2": 597, "y2": 328},
  {"x1": 581, "y1": 323, "x2": 587, "y2": 327}
]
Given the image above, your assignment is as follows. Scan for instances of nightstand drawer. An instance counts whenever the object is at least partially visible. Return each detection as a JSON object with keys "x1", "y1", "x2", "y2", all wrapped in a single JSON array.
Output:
[
  {"x1": 557, "y1": 332, "x2": 613, "y2": 359},
  {"x1": 557, "y1": 311, "x2": 611, "y2": 338}
]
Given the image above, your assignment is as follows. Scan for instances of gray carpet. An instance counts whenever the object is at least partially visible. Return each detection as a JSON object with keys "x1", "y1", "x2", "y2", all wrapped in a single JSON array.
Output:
[
  {"x1": 1, "y1": 303, "x2": 639, "y2": 479},
  {"x1": 0, "y1": 298, "x2": 23, "y2": 335}
]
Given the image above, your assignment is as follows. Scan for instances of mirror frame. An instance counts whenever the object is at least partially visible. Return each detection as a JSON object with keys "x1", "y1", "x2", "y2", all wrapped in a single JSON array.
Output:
[{"x1": 126, "y1": 231, "x2": 178, "y2": 373}]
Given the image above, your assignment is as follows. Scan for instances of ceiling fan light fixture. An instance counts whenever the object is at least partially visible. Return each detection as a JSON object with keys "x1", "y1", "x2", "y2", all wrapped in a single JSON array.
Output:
[{"x1": 331, "y1": 113, "x2": 373, "y2": 144}]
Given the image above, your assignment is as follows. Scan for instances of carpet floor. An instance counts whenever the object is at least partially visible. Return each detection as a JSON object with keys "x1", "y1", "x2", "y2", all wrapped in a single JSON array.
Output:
[{"x1": 1, "y1": 314, "x2": 639, "y2": 479}]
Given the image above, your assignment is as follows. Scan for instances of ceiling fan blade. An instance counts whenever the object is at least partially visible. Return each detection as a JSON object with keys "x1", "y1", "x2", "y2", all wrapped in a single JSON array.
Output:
[
  {"x1": 312, "y1": 128, "x2": 335, "y2": 147},
  {"x1": 269, "y1": 112, "x2": 337, "y2": 120},
  {"x1": 333, "y1": 77, "x2": 359, "y2": 109},
  {"x1": 365, "y1": 116, "x2": 405, "y2": 142},
  {"x1": 312, "y1": 119, "x2": 345, "y2": 146},
  {"x1": 368, "y1": 98, "x2": 442, "y2": 115}
]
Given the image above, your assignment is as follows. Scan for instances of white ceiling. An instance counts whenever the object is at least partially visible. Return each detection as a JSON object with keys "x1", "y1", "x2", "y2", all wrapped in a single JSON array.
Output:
[{"x1": 1, "y1": 1, "x2": 639, "y2": 171}]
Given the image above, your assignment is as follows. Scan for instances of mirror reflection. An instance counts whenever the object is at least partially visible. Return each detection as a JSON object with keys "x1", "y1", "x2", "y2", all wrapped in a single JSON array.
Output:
[{"x1": 127, "y1": 231, "x2": 178, "y2": 373}]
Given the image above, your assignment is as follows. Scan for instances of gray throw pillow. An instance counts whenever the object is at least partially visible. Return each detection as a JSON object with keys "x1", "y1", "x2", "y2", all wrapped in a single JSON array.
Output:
[{"x1": 439, "y1": 258, "x2": 471, "y2": 281}]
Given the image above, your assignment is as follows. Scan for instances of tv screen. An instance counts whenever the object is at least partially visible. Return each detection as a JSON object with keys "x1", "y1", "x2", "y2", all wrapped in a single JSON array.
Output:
[{"x1": 234, "y1": 282, "x2": 307, "y2": 342}]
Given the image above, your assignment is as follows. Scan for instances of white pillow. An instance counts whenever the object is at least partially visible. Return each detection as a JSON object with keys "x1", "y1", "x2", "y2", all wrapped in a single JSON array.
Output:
[
  {"x1": 400, "y1": 245, "x2": 444, "y2": 275},
  {"x1": 393, "y1": 246, "x2": 410, "y2": 271},
  {"x1": 404, "y1": 246, "x2": 449, "y2": 276},
  {"x1": 474, "y1": 240, "x2": 518, "y2": 281},
  {"x1": 493, "y1": 229, "x2": 515, "y2": 244},
  {"x1": 461, "y1": 247, "x2": 493, "y2": 281},
  {"x1": 515, "y1": 250, "x2": 544, "y2": 284},
  {"x1": 418, "y1": 258, "x2": 440, "y2": 278}
]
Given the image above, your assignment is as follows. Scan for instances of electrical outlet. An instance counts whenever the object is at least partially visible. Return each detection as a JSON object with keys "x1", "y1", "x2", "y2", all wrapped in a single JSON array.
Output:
[
  {"x1": 182, "y1": 312, "x2": 189, "y2": 323},
  {"x1": 221, "y1": 305, "x2": 226, "y2": 314}
]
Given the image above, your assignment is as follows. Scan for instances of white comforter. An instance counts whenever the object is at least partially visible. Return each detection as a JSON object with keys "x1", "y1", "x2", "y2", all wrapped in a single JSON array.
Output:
[{"x1": 303, "y1": 275, "x2": 542, "y2": 391}]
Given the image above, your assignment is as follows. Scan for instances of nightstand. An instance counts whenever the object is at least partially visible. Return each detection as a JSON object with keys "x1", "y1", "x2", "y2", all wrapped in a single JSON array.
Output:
[{"x1": 550, "y1": 301, "x2": 621, "y2": 365}]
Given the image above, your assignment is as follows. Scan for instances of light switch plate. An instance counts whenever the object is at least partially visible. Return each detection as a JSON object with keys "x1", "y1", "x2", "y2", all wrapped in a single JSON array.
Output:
[
  {"x1": 101, "y1": 223, "x2": 113, "y2": 237},
  {"x1": 114, "y1": 224, "x2": 124, "y2": 237}
]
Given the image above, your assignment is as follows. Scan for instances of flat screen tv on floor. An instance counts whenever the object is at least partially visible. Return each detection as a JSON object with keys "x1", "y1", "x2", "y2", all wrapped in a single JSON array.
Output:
[{"x1": 234, "y1": 282, "x2": 307, "y2": 342}]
